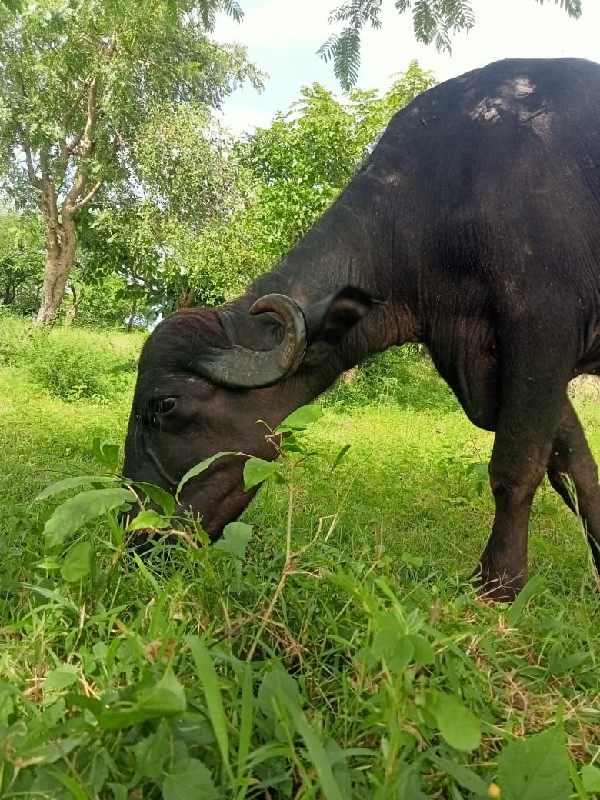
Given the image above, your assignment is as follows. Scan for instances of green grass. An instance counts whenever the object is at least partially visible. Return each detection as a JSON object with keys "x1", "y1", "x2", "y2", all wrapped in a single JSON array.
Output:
[{"x1": 0, "y1": 315, "x2": 599, "y2": 799}]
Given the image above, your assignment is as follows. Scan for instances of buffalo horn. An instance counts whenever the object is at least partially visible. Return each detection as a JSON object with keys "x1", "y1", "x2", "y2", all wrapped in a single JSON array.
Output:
[{"x1": 196, "y1": 294, "x2": 307, "y2": 389}]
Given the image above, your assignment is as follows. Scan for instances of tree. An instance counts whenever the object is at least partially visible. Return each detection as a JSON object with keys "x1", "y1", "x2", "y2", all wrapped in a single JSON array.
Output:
[
  {"x1": 236, "y1": 61, "x2": 436, "y2": 263},
  {"x1": 75, "y1": 105, "x2": 250, "y2": 319},
  {"x1": 67, "y1": 62, "x2": 434, "y2": 321},
  {"x1": 0, "y1": 0, "x2": 261, "y2": 325},
  {"x1": 0, "y1": 209, "x2": 44, "y2": 312},
  {"x1": 318, "y1": 0, "x2": 583, "y2": 91}
]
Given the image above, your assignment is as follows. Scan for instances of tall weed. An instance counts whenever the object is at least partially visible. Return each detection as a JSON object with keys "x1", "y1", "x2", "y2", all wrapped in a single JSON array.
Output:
[{"x1": 0, "y1": 312, "x2": 142, "y2": 401}]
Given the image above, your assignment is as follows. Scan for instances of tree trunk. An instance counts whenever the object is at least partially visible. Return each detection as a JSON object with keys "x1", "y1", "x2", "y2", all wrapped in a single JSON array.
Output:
[
  {"x1": 126, "y1": 296, "x2": 138, "y2": 332},
  {"x1": 64, "y1": 282, "x2": 83, "y2": 328},
  {"x1": 177, "y1": 286, "x2": 196, "y2": 309},
  {"x1": 35, "y1": 212, "x2": 77, "y2": 326}
]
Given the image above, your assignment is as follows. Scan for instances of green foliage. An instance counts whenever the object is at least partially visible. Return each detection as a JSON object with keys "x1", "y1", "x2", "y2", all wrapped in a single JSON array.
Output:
[
  {"x1": 231, "y1": 63, "x2": 435, "y2": 270},
  {"x1": 0, "y1": 0, "x2": 258, "y2": 199},
  {"x1": 323, "y1": 344, "x2": 456, "y2": 411},
  {"x1": 0, "y1": 0, "x2": 261, "y2": 322},
  {"x1": 496, "y1": 726, "x2": 572, "y2": 800},
  {"x1": 26, "y1": 328, "x2": 138, "y2": 401},
  {"x1": 0, "y1": 209, "x2": 43, "y2": 312},
  {"x1": 134, "y1": 104, "x2": 241, "y2": 229},
  {"x1": 318, "y1": 0, "x2": 582, "y2": 91},
  {"x1": 0, "y1": 307, "x2": 33, "y2": 365},
  {"x1": 0, "y1": 312, "x2": 142, "y2": 400}
]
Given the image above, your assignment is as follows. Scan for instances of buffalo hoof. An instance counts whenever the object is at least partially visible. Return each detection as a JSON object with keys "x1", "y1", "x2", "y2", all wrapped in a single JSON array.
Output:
[{"x1": 472, "y1": 565, "x2": 527, "y2": 603}]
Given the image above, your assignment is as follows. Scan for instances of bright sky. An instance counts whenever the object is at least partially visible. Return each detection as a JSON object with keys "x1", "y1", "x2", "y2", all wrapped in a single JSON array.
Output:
[{"x1": 214, "y1": 0, "x2": 600, "y2": 134}]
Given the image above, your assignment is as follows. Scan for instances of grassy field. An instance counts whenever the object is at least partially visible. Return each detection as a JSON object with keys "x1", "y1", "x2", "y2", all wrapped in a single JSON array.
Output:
[{"x1": 0, "y1": 314, "x2": 599, "y2": 799}]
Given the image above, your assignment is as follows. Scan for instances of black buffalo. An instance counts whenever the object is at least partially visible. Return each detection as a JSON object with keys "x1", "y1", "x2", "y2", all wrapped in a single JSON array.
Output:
[{"x1": 124, "y1": 58, "x2": 600, "y2": 600}]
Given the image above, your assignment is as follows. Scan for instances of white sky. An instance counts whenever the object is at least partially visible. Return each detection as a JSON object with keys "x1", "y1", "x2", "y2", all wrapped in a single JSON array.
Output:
[{"x1": 214, "y1": 0, "x2": 600, "y2": 134}]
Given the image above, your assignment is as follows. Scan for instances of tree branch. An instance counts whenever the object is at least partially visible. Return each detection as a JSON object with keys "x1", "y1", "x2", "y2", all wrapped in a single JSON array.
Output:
[
  {"x1": 38, "y1": 147, "x2": 60, "y2": 227},
  {"x1": 20, "y1": 122, "x2": 43, "y2": 191},
  {"x1": 81, "y1": 76, "x2": 98, "y2": 156},
  {"x1": 72, "y1": 180, "x2": 103, "y2": 213},
  {"x1": 62, "y1": 75, "x2": 101, "y2": 210}
]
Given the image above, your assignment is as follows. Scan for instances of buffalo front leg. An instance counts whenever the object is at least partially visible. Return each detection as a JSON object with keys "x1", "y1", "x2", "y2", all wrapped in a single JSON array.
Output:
[
  {"x1": 547, "y1": 400, "x2": 600, "y2": 580},
  {"x1": 476, "y1": 346, "x2": 571, "y2": 600}
]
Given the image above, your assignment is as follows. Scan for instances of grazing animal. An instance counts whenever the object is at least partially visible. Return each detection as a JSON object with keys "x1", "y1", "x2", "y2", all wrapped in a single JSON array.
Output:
[{"x1": 124, "y1": 58, "x2": 600, "y2": 600}]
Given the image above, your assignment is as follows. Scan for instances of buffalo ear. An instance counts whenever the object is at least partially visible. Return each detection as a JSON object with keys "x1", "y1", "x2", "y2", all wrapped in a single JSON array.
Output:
[{"x1": 304, "y1": 286, "x2": 379, "y2": 345}]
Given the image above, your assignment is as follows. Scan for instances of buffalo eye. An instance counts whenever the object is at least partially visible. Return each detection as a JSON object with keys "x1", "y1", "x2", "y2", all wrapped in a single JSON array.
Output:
[
  {"x1": 149, "y1": 396, "x2": 177, "y2": 422},
  {"x1": 157, "y1": 397, "x2": 177, "y2": 414}
]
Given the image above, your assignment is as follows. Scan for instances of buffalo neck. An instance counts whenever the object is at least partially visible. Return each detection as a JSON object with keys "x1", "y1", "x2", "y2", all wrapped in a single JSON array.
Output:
[{"x1": 237, "y1": 177, "x2": 418, "y2": 382}]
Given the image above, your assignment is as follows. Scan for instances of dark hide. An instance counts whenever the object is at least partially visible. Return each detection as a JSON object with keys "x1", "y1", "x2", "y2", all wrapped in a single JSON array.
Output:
[{"x1": 124, "y1": 58, "x2": 600, "y2": 600}]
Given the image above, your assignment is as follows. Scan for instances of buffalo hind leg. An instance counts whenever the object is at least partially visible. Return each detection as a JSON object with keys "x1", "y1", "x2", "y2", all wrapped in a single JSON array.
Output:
[{"x1": 547, "y1": 400, "x2": 600, "y2": 580}]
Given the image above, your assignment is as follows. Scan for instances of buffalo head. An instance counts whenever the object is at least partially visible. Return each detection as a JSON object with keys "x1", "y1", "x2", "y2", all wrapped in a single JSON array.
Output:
[{"x1": 123, "y1": 287, "x2": 375, "y2": 539}]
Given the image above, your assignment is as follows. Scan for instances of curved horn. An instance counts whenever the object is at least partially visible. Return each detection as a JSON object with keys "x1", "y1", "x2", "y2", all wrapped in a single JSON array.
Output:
[{"x1": 195, "y1": 294, "x2": 307, "y2": 389}]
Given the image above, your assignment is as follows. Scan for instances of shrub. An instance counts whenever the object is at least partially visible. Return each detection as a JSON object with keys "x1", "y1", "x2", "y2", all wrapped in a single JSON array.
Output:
[
  {"x1": 0, "y1": 309, "x2": 34, "y2": 367},
  {"x1": 324, "y1": 344, "x2": 456, "y2": 411},
  {"x1": 0, "y1": 313, "x2": 142, "y2": 402},
  {"x1": 26, "y1": 328, "x2": 140, "y2": 401}
]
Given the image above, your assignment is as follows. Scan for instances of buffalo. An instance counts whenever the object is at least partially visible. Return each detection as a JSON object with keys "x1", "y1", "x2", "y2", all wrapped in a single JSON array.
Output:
[{"x1": 124, "y1": 58, "x2": 600, "y2": 600}]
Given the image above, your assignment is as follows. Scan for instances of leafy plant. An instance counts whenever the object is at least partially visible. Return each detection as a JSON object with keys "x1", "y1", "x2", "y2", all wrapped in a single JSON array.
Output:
[{"x1": 2, "y1": 355, "x2": 598, "y2": 799}]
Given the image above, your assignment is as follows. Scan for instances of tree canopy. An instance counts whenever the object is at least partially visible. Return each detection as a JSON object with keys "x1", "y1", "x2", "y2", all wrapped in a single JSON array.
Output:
[
  {"x1": 318, "y1": 0, "x2": 583, "y2": 91},
  {"x1": 0, "y1": 61, "x2": 436, "y2": 324},
  {"x1": 0, "y1": 0, "x2": 260, "y2": 323}
]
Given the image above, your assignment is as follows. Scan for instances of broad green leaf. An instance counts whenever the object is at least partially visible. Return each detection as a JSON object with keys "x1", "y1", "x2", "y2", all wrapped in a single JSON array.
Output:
[
  {"x1": 176, "y1": 451, "x2": 235, "y2": 499},
  {"x1": 427, "y1": 691, "x2": 481, "y2": 753},
  {"x1": 131, "y1": 482, "x2": 176, "y2": 517},
  {"x1": 323, "y1": 737, "x2": 352, "y2": 798},
  {"x1": 36, "y1": 475, "x2": 118, "y2": 501},
  {"x1": 275, "y1": 404, "x2": 323, "y2": 432},
  {"x1": 406, "y1": 634, "x2": 435, "y2": 665},
  {"x1": 373, "y1": 627, "x2": 414, "y2": 672},
  {"x1": 401, "y1": 551, "x2": 424, "y2": 568},
  {"x1": 185, "y1": 636, "x2": 233, "y2": 782},
  {"x1": 134, "y1": 720, "x2": 170, "y2": 781},
  {"x1": 108, "y1": 784, "x2": 128, "y2": 800},
  {"x1": 243, "y1": 458, "x2": 279, "y2": 490},
  {"x1": 497, "y1": 726, "x2": 571, "y2": 800},
  {"x1": 257, "y1": 668, "x2": 299, "y2": 717},
  {"x1": 214, "y1": 521, "x2": 252, "y2": 560},
  {"x1": 13, "y1": 737, "x2": 84, "y2": 767},
  {"x1": 35, "y1": 557, "x2": 61, "y2": 571},
  {"x1": 50, "y1": 768, "x2": 90, "y2": 800},
  {"x1": 92, "y1": 439, "x2": 120, "y2": 472},
  {"x1": 163, "y1": 758, "x2": 218, "y2": 800},
  {"x1": 44, "y1": 488, "x2": 133, "y2": 548},
  {"x1": 126, "y1": 510, "x2": 171, "y2": 532},
  {"x1": 0, "y1": 684, "x2": 15, "y2": 728},
  {"x1": 98, "y1": 667, "x2": 186, "y2": 730},
  {"x1": 44, "y1": 665, "x2": 79, "y2": 691},
  {"x1": 371, "y1": 613, "x2": 434, "y2": 672},
  {"x1": 80, "y1": 751, "x2": 110, "y2": 795},
  {"x1": 65, "y1": 694, "x2": 103, "y2": 717},
  {"x1": 581, "y1": 764, "x2": 600, "y2": 793},
  {"x1": 61, "y1": 540, "x2": 92, "y2": 582}
]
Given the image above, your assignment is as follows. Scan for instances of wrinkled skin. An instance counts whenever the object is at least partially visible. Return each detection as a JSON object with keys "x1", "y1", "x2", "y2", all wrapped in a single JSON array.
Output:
[{"x1": 124, "y1": 58, "x2": 600, "y2": 600}]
